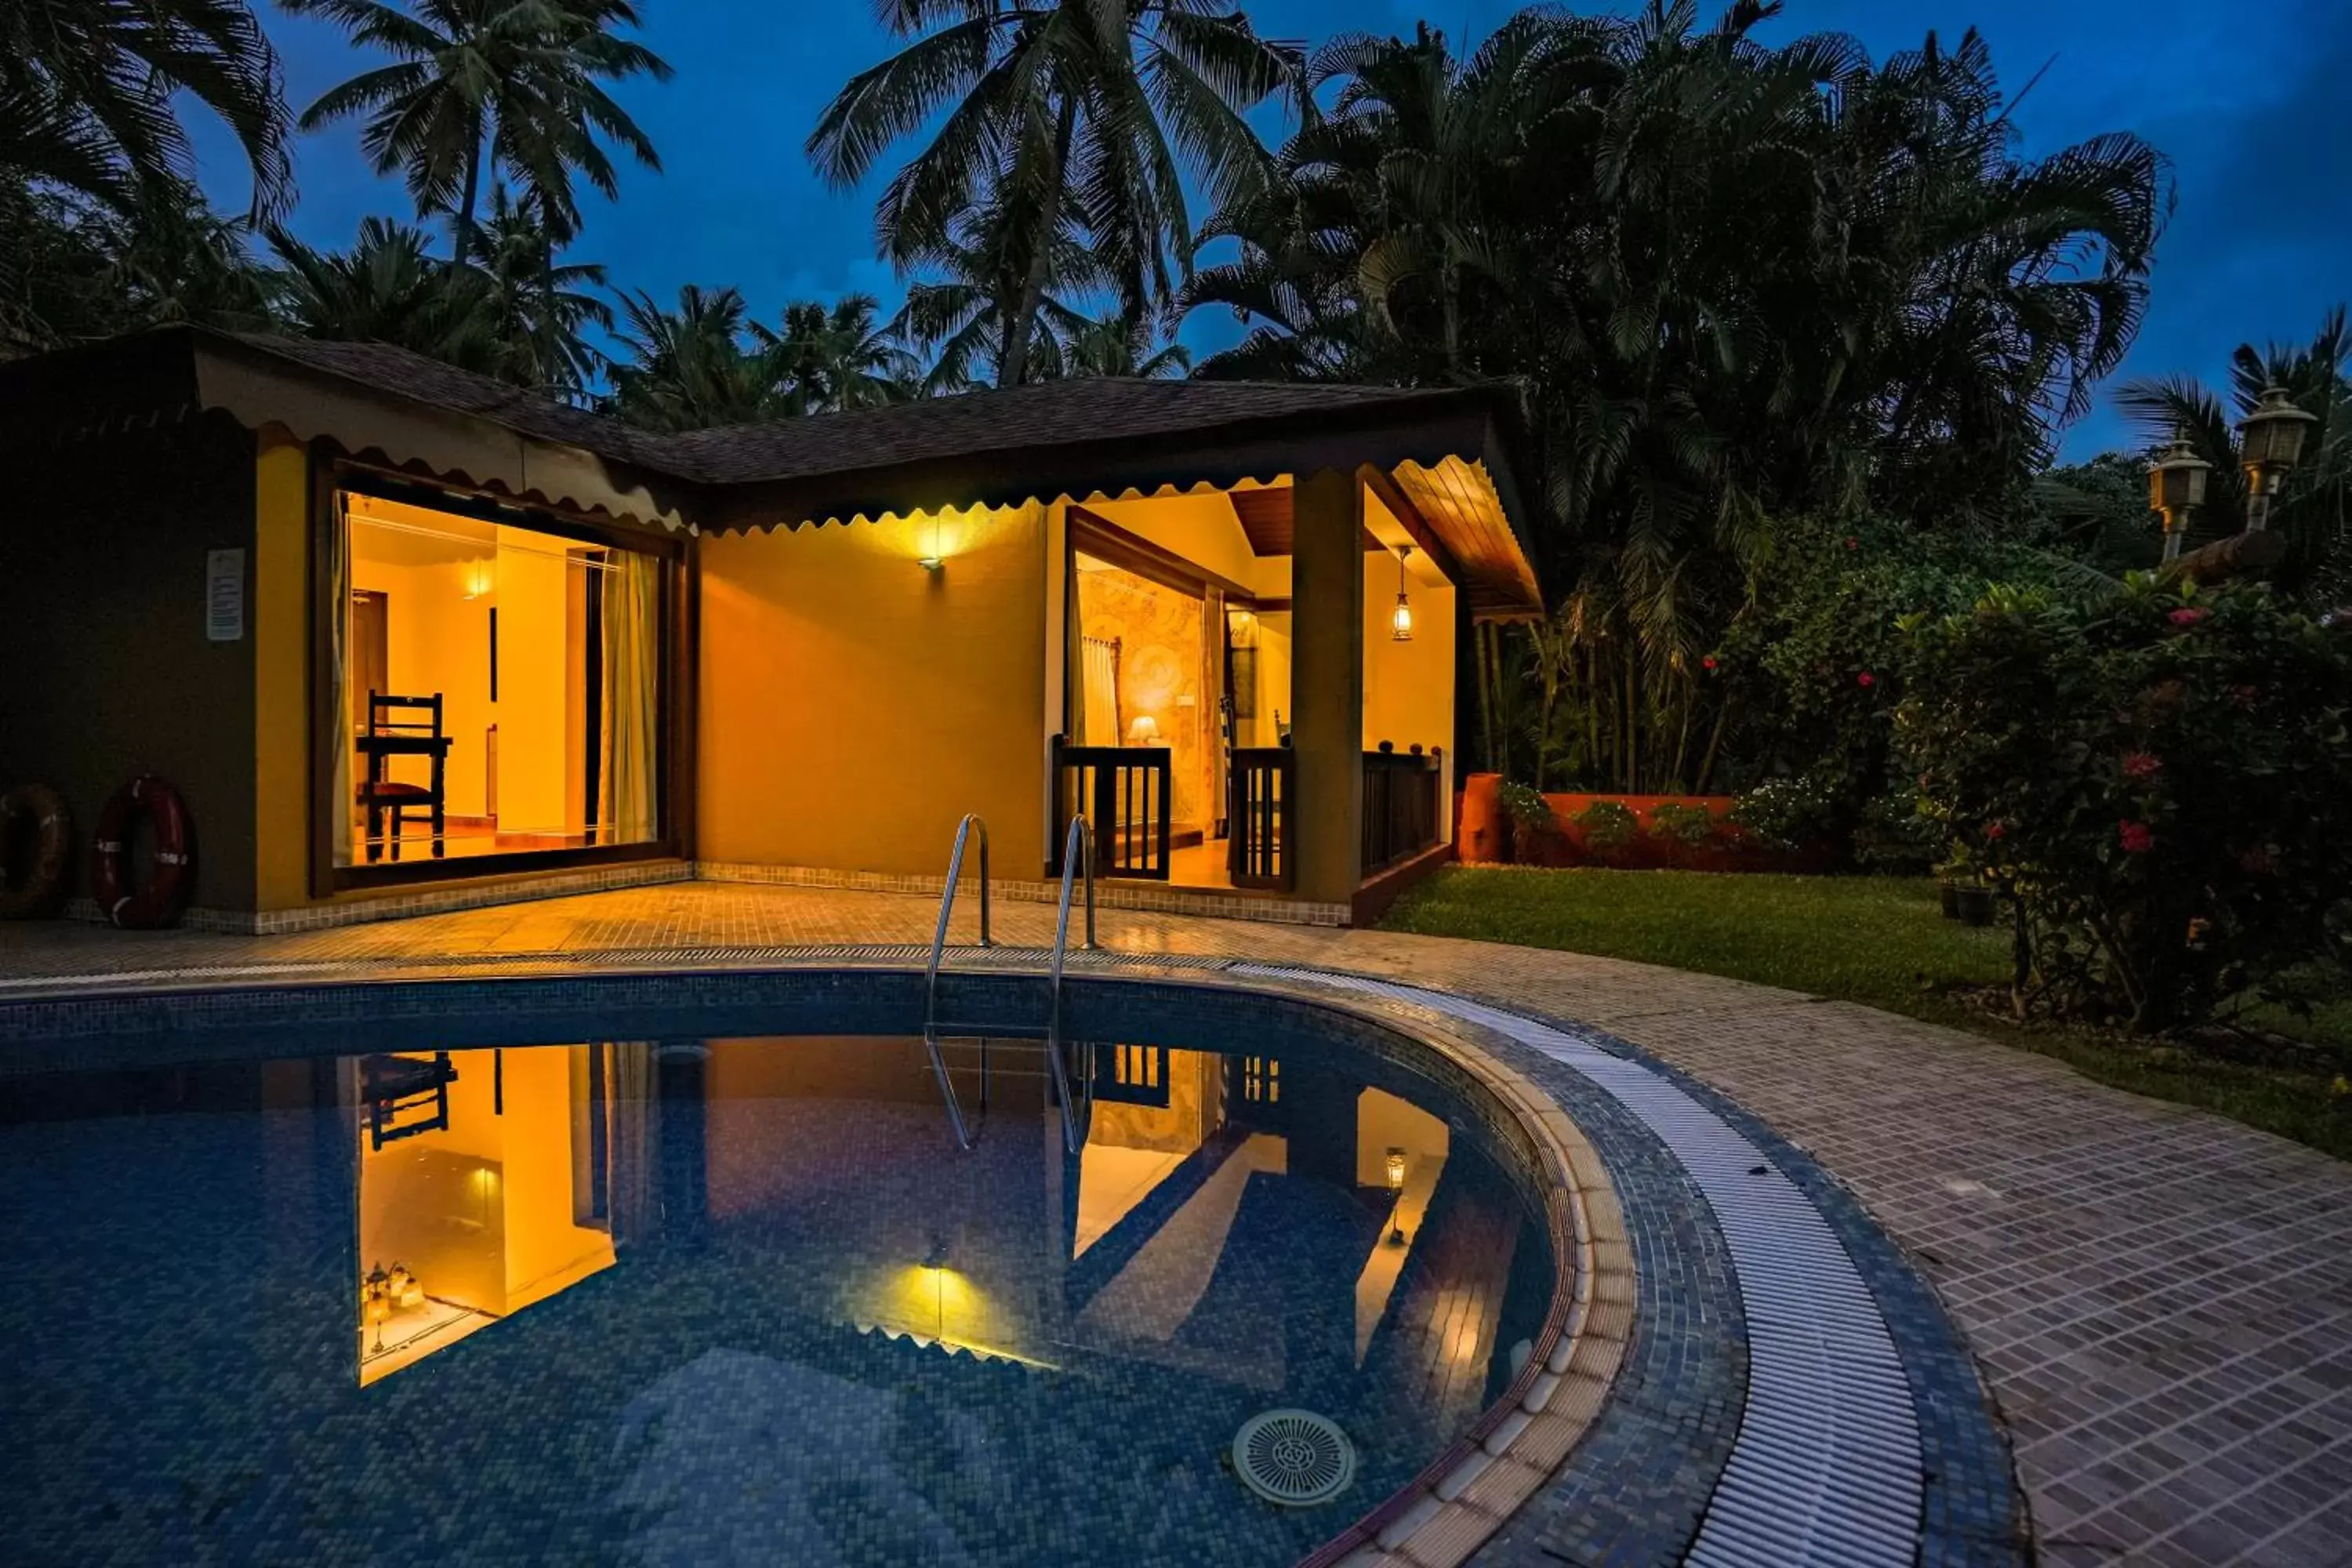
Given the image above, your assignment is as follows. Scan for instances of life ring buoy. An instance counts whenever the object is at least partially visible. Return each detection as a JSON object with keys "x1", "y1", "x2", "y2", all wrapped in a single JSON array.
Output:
[
  {"x1": 92, "y1": 775, "x2": 194, "y2": 929},
  {"x1": 0, "y1": 783, "x2": 72, "y2": 919}
]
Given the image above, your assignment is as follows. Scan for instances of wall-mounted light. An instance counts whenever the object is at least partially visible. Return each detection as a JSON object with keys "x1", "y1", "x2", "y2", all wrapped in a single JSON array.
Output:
[
  {"x1": 917, "y1": 556, "x2": 945, "y2": 572},
  {"x1": 1385, "y1": 1146, "x2": 1409, "y2": 1244},
  {"x1": 1391, "y1": 546, "x2": 1415, "y2": 641},
  {"x1": 461, "y1": 557, "x2": 496, "y2": 600},
  {"x1": 1127, "y1": 714, "x2": 1160, "y2": 746}
]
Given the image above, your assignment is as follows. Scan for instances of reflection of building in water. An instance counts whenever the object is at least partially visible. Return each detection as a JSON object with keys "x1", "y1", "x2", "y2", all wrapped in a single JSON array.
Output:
[
  {"x1": 342, "y1": 1034, "x2": 1526, "y2": 1423},
  {"x1": 2, "y1": 1033, "x2": 1545, "y2": 1565},
  {"x1": 356, "y1": 1044, "x2": 654, "y2": 1384}
]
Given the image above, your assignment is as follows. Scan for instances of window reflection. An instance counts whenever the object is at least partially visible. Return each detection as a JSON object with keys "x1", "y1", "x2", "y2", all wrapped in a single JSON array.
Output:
[{"x1": 356, "y1": 1044, "x2": 627, "y2": 1385}]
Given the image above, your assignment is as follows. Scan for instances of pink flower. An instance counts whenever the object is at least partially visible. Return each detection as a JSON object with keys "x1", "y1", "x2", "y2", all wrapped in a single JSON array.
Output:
[
  {"x1": 1984, "y1": 822, "x2": 2006, "y2": 841},
  {"x1": 1857, "y1": 671, "x2": 1875, "y2": 688},
  {"x1": 2119, "y1": 821, "x2": 2155, "y2": 854},
  {"x1": 1701, "y1": 655, "x2": 1719, "y2": 671},
  {"x1": 2122, "y1": 752, "x2": 2162, "y2": 781},
  {"x1": 1842, "y1": 536, "x2": 1860, "y2": 551},
  {"x1": 2168, "y1": 607, "x2": 2209, "y2": 628}
]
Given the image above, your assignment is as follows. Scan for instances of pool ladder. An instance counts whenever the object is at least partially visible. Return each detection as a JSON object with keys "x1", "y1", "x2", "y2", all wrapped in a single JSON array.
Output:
[{"x1": 920, "y1": 814, "x2": 1095, "y2": 1152}]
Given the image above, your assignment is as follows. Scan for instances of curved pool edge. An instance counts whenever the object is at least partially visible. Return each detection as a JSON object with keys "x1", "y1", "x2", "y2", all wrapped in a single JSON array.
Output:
[{"x1": 0, "y1": 947, "x2": 2022, "y2": 1566}]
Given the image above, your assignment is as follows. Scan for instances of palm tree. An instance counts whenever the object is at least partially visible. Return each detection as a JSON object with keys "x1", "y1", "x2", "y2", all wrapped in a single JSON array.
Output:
[
  {"x1": 0, "y1": 0, "x2": 291, "y2": 217},
  {"x1": 465, "y1": 183, "x2": 611, "y2": 396},
  {"x1": 268, "y1": 216, "x2": 499, "y2": 370},
  {"x1": 889, "y1": 183, "x2": 1112, "y2": 394},
  {"x1": 753, "y1": 295, "x2": 922, "y2": 412},
  {"x1": 284, "y1": 0, "x2": 670, "y2": 262},
  {"x1": 2118, "y1": 308, "x2": 2352, "y2": 599},
  {"x1": 1054, "y1": 311, "x2": 1190, "y2": 379},
  {"x1": 809, "y1": 0, "x2": 1306, "y2": 388},
  {"x1": 604, "y1": 284, "x2": 791, "y2": 431},
  {"x1": 1185, "y1": 4, "x2": 2165, "y2": 789}
]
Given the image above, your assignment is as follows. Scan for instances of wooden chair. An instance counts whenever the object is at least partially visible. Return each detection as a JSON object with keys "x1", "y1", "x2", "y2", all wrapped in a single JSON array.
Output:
[{"x1": 357, "y1": 691, "x2": 451, "y2": 862}]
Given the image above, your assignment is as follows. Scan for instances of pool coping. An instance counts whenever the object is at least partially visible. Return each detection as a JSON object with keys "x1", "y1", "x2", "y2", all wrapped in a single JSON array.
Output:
[{"x1": 0, "y1": 946, "x2": 2020, "y2": 1566}]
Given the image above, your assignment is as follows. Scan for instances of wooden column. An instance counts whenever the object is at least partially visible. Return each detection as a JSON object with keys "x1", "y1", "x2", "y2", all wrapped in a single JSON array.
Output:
[{"x1": 1292, "y1": 466, "x2": 1364, "y2": 905}]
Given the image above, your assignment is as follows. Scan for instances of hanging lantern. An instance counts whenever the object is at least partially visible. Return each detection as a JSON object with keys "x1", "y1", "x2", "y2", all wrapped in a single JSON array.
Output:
[{"x1": 1391, "y1": 546, "x2": 1415, "y2": 641}]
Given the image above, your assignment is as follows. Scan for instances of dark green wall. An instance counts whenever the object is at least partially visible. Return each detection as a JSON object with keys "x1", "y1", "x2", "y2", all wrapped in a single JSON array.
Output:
[{"x1": 0, "y1": 413, "x2": 260, "y2": 912}]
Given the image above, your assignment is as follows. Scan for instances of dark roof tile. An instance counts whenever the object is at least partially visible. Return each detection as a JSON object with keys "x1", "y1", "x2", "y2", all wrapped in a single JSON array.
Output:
[{"x1": 224, "y1": 332, "x2": 1449, "y2": 487}]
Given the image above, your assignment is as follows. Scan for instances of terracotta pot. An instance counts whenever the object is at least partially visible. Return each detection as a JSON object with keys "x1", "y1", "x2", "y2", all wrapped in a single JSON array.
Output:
[{"x1": 1458, "y1": 773, "x2": 1507, "y2": 864}]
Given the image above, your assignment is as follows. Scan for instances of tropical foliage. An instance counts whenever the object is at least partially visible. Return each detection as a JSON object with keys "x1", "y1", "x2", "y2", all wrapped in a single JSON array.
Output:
[
  {"x1": 281, "y1": 0, "x2": 670, "y2": 260},
  {"x1": 1901, "y1": 580, "x2": 2352, "y2": 1033},
  {"x1": 1189, "y1": 4, "x2": 2168, "y2": 795},
  {"x1": 2118, "y1": 309, "x2": 2352, "y2": 604},
  {"x1": 810, "y1": 0, "x2": 1305, "y2": 387}
]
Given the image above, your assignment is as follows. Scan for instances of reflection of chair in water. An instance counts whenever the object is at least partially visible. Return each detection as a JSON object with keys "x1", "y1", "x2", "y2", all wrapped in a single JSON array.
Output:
[{"x1": 361, "y1": 1051, "x2": 459, "y2": 1150}]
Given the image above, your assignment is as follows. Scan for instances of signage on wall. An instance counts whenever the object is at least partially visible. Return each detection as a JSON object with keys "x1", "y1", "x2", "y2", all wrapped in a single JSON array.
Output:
[{"x1": 205, "y1": 548, "x2": 246, "y2": 642}]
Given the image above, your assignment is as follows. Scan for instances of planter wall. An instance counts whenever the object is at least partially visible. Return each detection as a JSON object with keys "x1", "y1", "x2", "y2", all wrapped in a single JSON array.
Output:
[{"x1": 1454, "y1": 782, "x2": 1826, "y2": 873}]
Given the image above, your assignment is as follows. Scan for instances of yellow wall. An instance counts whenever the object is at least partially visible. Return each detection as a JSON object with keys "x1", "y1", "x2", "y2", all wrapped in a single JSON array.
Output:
[
  {"x1": 1081, "y1": 488, "x2": 1290, "y2": 599},
  {"x1": 351, "y1": 556, "x2": 495, "y2": 816},
  {"x1": 699, "y1": 505, "x2": 1049, "y2": 877},
  {"x1": 1363, "y1": 568, "x2": 1456, "y2": 757},
  {"x1": 254, "y1": 432, "x2": 310, "y2": 909},
  {"x1": 492, "y1": 526, "x2": 573, "y2": 833},
  {"x1": 356, "y1": 1044, "x2": 614, "y2": 1325},
  {"x1": 1229, "y1": 607, "x2": 1293, "y2": 748}
]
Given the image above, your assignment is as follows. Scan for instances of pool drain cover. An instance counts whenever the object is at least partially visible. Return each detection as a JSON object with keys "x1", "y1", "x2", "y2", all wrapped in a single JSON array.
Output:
[{"x1": 1232, "y1": 1410, "x2": 1355, "y2": 1507}]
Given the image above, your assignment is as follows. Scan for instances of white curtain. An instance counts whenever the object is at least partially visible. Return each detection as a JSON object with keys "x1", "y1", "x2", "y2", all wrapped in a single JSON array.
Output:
[
  {"x1": 328, "y1": 495, "x2": 353, "y2": 866},
  {"x1": 1078, "y1": 637, "x2": 1120, "y2": 746},
  {"x1": 599, "y1": 550, "x2": 660, "y2": 842}
]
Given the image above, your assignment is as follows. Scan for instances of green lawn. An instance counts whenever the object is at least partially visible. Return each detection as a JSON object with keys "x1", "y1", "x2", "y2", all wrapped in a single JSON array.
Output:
[{"x1": 1381, "y1": 866, "x2": 2352, "y2": 1160}]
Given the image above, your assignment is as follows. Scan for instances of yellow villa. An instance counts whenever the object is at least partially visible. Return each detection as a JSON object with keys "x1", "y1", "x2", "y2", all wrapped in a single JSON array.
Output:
[{"x1": 0, "y1": 326, "x2": 1543, "y2": 931}]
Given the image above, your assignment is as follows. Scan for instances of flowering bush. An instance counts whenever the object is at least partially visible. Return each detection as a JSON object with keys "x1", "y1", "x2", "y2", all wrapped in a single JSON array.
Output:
[
  {"x1": 1900, "y1": 579, "x2": 2352, "y2": 1031},
  {"x1": 1571, "y1": 798, "x2": 1639, "y2": 853}
]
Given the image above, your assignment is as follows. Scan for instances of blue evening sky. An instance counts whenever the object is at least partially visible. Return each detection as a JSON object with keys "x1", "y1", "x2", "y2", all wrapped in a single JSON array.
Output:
[{"x1": 190, "y1": 0, "x2": 2350, "y2": 459}]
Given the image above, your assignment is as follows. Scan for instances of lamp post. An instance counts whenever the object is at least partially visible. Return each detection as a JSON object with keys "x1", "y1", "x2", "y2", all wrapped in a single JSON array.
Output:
[
  {"x1": 1385, "y1": 1147, "x2": 1408, "y2": 1244},
  {"x1": 2238, "y1": 384, "x2": 2319, "y2": 534},
  {"x1": 2148, "y1": 433, "x2": 2212, "y2": 563}
]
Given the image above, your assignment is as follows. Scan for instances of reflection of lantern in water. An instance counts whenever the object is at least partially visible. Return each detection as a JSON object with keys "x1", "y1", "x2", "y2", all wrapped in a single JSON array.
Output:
[
  {"x1": 1385, "y1": 1148, "x2": 1409, "y2": 1245},
  {"x1": 387, "y1": 1261, "x2": 423, "y2": 1311},
  {"x1": 363, "y1": 1263, "x2": 394, "y2": 1352}
]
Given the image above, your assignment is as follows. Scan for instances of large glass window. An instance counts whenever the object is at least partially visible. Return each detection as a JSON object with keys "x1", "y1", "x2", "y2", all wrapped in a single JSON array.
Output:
[{"x1": 331, "y1": 488, "x2": 664, "y2": 871}]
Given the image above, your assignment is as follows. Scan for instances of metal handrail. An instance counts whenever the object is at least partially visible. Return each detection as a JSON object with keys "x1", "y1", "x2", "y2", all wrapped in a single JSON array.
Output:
[
  {"x1": 921, "y1": 814, "x2": 992, "y2": 1151},
  {"x1": 1040, "y1": 815, "x2": 1098, "y2": 1152},
  {"x1": 924, "y1": 813, "x2": 991, "y2": 1029}
]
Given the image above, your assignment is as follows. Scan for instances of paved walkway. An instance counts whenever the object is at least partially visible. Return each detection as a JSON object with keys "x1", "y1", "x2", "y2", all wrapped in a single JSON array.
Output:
[{"x1": 5, "y1": 883, "x2": 2350, "y2": 1566}]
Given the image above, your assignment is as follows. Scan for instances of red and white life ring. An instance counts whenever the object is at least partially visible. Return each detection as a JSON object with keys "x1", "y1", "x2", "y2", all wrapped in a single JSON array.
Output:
[{"x1": 92, "y1": 775, "x2": 194, "y2": 929}]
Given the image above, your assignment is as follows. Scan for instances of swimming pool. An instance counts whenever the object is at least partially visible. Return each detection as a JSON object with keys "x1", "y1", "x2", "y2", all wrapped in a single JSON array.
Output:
[{"x1": 0, "y1": 974, "x2": 1565, "y2": 1566}]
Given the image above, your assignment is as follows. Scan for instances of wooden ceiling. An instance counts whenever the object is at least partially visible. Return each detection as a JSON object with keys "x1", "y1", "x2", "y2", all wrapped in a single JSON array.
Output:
[
  {"x1": 1223, "y1": 469, "x2": 1541, "y2": 619},
  {"x1": 1229, "y1": 486, "x2": 1388, "y2": 556},
  {"x1": 1389, "y1": 458, "x2": 1542, "y2": 619}
]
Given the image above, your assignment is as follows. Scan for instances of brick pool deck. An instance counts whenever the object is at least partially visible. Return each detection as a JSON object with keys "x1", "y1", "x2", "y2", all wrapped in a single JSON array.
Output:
[{"x1": 5, "y1": 882, "x2": 2350, "y2": 1566}]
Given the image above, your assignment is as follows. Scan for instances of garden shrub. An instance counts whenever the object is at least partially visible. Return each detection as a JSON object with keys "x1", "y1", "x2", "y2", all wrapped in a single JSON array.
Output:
[
  {"x1": 1647, "y1": 801, "x2": 1716, "y2": 864},
  {"x1": 1497, "y1": 782, "x2": 1554, "y2": 862},
  {"x1": 1900, "y1": 579, "x2": 2352, "y2": 1032},
  {"x1": 1728, "y1": 772, "x2": 1839, "y2": 849},
  {"x1": 1711, "y1": 515, "x2": 2077, "y2": 861},
  {"x1": 1572, "y1": 799, "x2": 1639, "y2": 857}
]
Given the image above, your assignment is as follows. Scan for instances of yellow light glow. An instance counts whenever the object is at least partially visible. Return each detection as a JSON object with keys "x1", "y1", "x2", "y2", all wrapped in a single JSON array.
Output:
[
  {"x1": 1385, "y1": 1148, "x2": 1407, "y2": 1192},
  {"x1": 461, "y1": 558, "x2": 496, "y2": 599},
  {"x1": 889, "y1": 1263, "x2": 982, "y2": 1341}
]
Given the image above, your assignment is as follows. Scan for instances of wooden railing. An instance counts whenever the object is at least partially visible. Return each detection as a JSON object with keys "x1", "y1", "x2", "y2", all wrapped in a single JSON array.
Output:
[
  {"x1": 1228, "y1": 746, "x2": 1295, "y2": 891},
  {"x1": 1051, "y1": 737, "x2": 1172, "y2": 880},
  {"x1": 1362, "y1": 748, "x2": 1442, "y2": 874}
]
